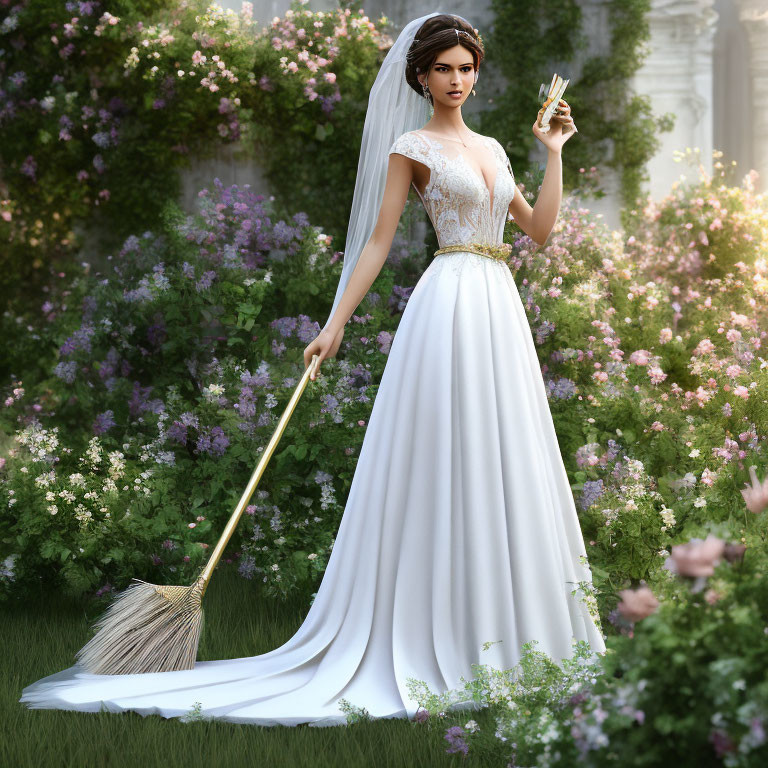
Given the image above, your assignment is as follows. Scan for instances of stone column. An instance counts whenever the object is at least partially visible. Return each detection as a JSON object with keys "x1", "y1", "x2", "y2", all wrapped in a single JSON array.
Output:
[
  {"x1": 733, "y1": 0, "x2": 768, "y2": 193},
  {"x1": 633, "y1": 0, "x2": 719, "y2": 200}
]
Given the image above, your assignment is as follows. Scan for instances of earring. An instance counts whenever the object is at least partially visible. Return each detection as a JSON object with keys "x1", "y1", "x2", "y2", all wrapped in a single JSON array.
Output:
[{"x1": 422, "y1": 82, "x2": 433, "y2": 116}]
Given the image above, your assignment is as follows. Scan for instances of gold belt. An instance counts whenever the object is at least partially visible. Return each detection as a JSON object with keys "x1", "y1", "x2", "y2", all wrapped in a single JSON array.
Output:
[{"x1": 433, "y1": 242, "x2": 512, "y2": 262}]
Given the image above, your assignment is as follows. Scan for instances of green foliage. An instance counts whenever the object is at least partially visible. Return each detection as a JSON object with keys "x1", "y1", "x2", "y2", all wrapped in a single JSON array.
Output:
[
  {"x1": 480, "y1": 0, "x2": 673, "y2": 222},
  {"x1": 0, "y1": 0, "x2": 386, "y2": 316}
]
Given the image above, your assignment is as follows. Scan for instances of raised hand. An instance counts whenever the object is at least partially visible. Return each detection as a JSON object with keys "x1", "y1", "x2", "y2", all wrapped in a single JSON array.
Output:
[{"x1": 532, "y1": 99, "x2": 577, "y2": 152}]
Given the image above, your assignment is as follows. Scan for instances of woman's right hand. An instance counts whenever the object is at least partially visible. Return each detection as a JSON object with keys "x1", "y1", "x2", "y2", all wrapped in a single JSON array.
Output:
[{"x1": 303, "y1": 326, "x2": 345, "y2": 380}]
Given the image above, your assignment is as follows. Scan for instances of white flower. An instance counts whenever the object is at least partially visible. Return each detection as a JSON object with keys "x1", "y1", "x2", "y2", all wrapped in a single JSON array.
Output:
[
  {"x1": 203, "y1": 383, "x2": 225, "y2": 401},
  {"x1": 689, "y1": 448, "x2": 701, "y2": 458},
  {"x1": 270, "y1": 563, "x2": 280, "y2": 571},
  {"x1": 307, "y1": 553, "x2": 318, "y2": 560}
]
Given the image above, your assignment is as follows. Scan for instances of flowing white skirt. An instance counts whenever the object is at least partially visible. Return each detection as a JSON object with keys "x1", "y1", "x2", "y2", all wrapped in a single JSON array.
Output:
[{"x1": 20, "y1": 250, "x2": 606, "y2": 727}]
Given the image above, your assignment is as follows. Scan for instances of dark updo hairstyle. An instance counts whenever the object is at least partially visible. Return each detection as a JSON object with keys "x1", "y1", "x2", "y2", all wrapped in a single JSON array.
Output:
[{"x1": 405, "y1": 15, "x2": 485, "y2": 106}]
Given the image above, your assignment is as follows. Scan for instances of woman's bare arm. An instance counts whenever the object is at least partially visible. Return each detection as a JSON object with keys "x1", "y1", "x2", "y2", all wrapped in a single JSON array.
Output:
[
  {"x1": 507, "y1": 153, "x2": 561, "y2": 249},
  {"x1": 323, "y1": 153, "x2": 413, "y2": 337}
]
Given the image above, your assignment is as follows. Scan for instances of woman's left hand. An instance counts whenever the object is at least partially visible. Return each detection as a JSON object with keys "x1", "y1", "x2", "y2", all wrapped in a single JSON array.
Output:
[{"x1": 532, "y1": 99, "x2": 577, "y2": 152}]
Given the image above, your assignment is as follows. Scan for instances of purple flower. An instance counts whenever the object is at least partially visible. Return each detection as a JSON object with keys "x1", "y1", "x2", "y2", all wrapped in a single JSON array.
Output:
[
  {"x1": 238, "y1": 553, "x2": 257, "y2": 579},
  {"x1": 98, "y1": 347, "x2": 120, "y2": 381},
  {"x1": 236, "y1": 385, "x2": 256, "y2": 420},
  {"x1": 93, "y1": 410, "x2": 116, "y2": 435},
  {"x1": 535, "y1": 319, "x2": 556, "y2": 344},
  {"x1": 20, "y1": 155, "x2": 37, "y2": 180},
  {"x1": 376, "y1": 330, "x2": 393, "y2": 355},
  {"x1": 54, "y1": 360, "x2": 77, "y2": 384},
  {"x1": 444, "y1": 726, "x2": 469, "y2": 756},
  {"x1": 296, "y1": 314, "x2": 320, "y2": 344},
  {"x1": 270, "y1": 317, "x2": 297, "y2": 338},
  {"x1": 167, "y1": 421, "x2": 188, "y2": 445},
  {"x1": 195, "y1": 426, "x2": 229, "y2": 457},
  {"x1": 241, "y1": 361, "x2": 271, "y2": 388},
  {"x1": 547, "y1": 376, "x2": 577, "y2": 400},
  {"x1": 389, "y1": 285, "x2": 414, "y2": 313},
  {"x1": 195, "y1": 270, "x2": 217, "y2": 292},
  {"x1": 60, "y1": 324, "x2": 95, "y2": 357},
  {"x1": 320, "y1": 394, "x2": 338, "y2": 414},
  {"x1": 128, "y1": 381, "x2": 155, "y2": 417},
  {"x1": 578, "y1": 479, "x2": 605, "y2": 511},
  {"x1": 78, "y1": 2, "x2": 99, "y2": 16}
]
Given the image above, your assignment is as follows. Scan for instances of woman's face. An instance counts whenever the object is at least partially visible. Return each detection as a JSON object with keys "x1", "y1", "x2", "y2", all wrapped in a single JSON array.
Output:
[{"x1": 417, "y1": 44, "x2": 476, "y2": 109}]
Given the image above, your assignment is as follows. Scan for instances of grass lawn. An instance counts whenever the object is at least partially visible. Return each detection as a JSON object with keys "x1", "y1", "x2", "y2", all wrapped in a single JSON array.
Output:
[{"x1": 4, "y1": 564, "x2": 495, "y2": 768}]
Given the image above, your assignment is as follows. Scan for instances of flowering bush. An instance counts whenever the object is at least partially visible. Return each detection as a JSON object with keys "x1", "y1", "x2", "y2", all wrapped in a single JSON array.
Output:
[
  {"x1": 399, "y1": 516, "x2": 767, "y2": 766},
  {"x1": 0, "y1": 178, "x2": 423, "y2": 600},
  {"x1": 0, "y1": 0, "x2": 388, "y2": 311},
  {"x1": 505, "y1": 153, "x2": 768, "y2": 614}
]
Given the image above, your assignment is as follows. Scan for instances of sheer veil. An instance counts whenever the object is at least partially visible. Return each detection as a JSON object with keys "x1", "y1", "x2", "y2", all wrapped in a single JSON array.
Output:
[{"x1": 323, "y1": 11, "x2": 473, "y2": 331}]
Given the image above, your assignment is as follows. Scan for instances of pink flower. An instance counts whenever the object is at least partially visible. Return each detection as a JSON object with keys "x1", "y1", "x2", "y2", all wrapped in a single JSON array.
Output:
[
  {"x1": 741, "y1": 466, "x2": 768, "y2": 514},
  {"x1": 665, "y1": 535, "x2": 725, "y2": 578},
  {"x1": 704, "y1": 588, "x2": 722, "y2": 605},
  {"x1": 616, "y1": 586, "x2": 659, "y2": 622},
  {"x1": 733, "y1": 385, "x2": 750, "y2": 400},
  {"x1": 629, "y1": 349, "x2": 651, "y2": 366}
]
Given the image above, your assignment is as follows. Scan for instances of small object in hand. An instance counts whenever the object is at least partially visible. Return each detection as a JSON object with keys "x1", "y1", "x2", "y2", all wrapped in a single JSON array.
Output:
[{"x1": 537, "y1": 73, "x2": 570, "y2": 133}]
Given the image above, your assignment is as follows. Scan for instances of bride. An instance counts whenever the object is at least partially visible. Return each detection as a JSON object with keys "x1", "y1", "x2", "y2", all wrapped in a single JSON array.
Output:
[{"x1": 20, "y1": 12, "x2": 605, "y2": 727}]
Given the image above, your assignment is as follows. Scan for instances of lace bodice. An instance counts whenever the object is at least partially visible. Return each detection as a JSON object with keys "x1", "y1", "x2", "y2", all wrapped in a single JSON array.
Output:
[{"x1": 388, "y1": 130, "x2": 516, "y2": 248}]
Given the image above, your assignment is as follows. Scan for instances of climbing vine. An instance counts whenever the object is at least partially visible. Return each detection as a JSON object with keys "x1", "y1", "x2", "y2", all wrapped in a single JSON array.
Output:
[{"x1": 479, "y1": 0, "x2": 674, "y2": 228}]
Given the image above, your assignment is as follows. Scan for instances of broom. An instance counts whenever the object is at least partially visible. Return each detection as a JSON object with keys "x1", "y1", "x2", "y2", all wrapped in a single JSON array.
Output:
[{"x1": 75, "y1": 354, "x2": 322, "y2": 675}]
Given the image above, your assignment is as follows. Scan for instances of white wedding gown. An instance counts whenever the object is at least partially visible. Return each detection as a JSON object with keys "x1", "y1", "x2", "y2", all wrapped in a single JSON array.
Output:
[{"x1": 20, "y1": 129, "x2": 605, "y2": 726}]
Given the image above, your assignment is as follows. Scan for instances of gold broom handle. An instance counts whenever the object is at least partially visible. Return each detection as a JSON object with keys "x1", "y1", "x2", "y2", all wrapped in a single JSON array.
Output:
[{"x1": 197, "y1": 354, "x2": 322, "y2": 595}]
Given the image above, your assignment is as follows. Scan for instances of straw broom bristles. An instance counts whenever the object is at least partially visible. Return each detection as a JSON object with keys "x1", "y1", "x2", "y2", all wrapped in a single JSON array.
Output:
[
  {"x1": 75, "y1": 576, "x2": 206, "y2": 674},
  {"x1": 74, "y1": 355, "x2": 320, "y2": 675}
]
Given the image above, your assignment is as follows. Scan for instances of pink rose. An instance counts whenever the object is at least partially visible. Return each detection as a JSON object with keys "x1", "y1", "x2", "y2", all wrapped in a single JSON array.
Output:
[
  {"x1": 666, "y1": 535, "x2": 725, "y2": 578},
  {"x1": 616, "y1": 586, "x2": 659, "y2": 622}
]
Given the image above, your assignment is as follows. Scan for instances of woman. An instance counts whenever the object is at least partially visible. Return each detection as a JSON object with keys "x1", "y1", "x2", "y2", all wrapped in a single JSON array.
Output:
[{"x1": 20, "y1": 12, "x2": 604, "y2": 727}]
